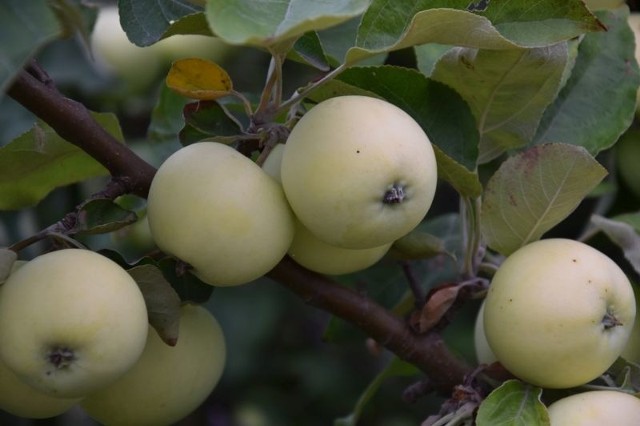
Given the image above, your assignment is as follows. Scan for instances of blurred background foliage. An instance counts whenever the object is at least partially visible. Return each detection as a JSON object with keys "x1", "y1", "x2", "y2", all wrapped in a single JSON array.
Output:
[{"x1": 2, "y1": 1, "x2": 640, "y2": 425}]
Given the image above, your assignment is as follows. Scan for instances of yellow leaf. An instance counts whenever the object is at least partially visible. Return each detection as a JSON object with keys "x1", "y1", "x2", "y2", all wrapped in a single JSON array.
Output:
[{"x1": 166, "y1": 58, "x2": 233, "y2": 100}]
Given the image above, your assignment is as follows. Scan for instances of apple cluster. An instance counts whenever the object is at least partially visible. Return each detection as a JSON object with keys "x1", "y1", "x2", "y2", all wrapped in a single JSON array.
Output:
[
  {"x1": 0, "y1": 249, "x2": 226, "y2": 424},
  {"x1": 474, "y1": 238, "x2": 640, "y2": 422},
  {"x1": 146, "y1": 95, "x2": 439, "y2": 285}
]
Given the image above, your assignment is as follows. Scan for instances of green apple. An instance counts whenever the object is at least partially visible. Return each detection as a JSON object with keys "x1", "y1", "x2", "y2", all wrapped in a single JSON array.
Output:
[
  {"x1": 0, "y1": 354, "x2": 79, "y2": 419},
  {"x1": 261, "y1": 143, "x2": 392, "y2": 275},
  {"x1": 281, "y1": 95, "x2": 438, "y2": 249},
  {"x1": 547, "y1": 390, "x2": 640, "y2": 425},
  {"x1": 288, "y1": 219, "x2": 392, "y2": 275},
  {"x1": 483, "y1": 238, "x2": 635, "y2": 389},
  {"x1": 473, "y1": 301, "x2": 497, "y2": 365},
  {"x1": 91, "y1": 6, "x2": 164, "y2": 91},
  {"x1": 81, "y1": 304, "x2": 225, "y2": 426},
  {"x1": 0, "y1": 249, "x2": 149, "y2": 398},
  {"x1": 147, "y1": 142, "x2": 295, "y2": 286}
]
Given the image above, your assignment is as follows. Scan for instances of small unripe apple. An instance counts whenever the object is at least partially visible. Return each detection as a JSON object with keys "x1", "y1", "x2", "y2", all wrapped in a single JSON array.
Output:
[
  {"x1": 0, "y1": 249, "x2": 149, "y2": 398},
  {"x1": 288, "y1": 219, "x2": 392, "y2": 275},
  {"x1": 281, "y1": 95, "x2": 438, "y2": 249},
  {"x1": 484, "y1": 238, "x2": 635, "y2": 389},
  {"x1": 473, "y1": 301, "x2": 497, "y2": 365},
  {"x1": 147, "y1": 142, "x2": 295, "y2": 286},
  {"x1": 81, "y1": 304, "x2": 225, "y2": 426},
  {"x1": 547, "y1": 390, "x2": 640, "y2": 425}
]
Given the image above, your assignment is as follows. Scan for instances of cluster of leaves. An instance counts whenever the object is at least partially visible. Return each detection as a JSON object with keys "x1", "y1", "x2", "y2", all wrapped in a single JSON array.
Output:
[{"x1": 3, "y1": 0, "x2": 640, "y2": 425}]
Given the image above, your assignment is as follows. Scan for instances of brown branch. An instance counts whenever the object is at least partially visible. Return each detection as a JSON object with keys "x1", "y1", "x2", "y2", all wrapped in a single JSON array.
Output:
[
  {"x1": 7, "y1": 65, "x2": 156, "y2": 198},
  {"x1": 7, "y1": 63, "x2": 472, "y2": 394},
  {"x1": 268, "y1": 256, "x2": 472, "y2": 394}
]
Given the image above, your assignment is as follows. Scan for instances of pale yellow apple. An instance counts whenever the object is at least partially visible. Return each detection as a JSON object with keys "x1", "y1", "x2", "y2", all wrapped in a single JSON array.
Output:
[
  {"x1": 0, "y1": 354, "x2": 79, "y2": 419},
  {"x1": 261, "y1": 143, "x2": 392, "y2": 275},
  {"x1": 147, "y1": 142, "x2": 295, "y2": 286},
  {"x1": 281, "y1": 95, "x2": 438, "y2": 249},
  {"x1": 261, "y1": 143, "x2": 285, "y2": 184},
  {"x1": 0, "y1": 249, "x2": 149, "y2": 398},
  {"x1": 547, "y1": 390, "x2": 640, "y2": 425},
  {"x1": 80, "y1": 304, "x2": 225, "y2": 426},
  {"x1": 484, "y1": 238, "x2": 635, "y2": 389},
  {"x1": 91, "y1": 6, "x2": 164, "y2": 91},
  {"x1": 473, "y1": 301, "x2": 497, "y2": 365},
  {"x1": 288, "y1": 219, "x2": 391, "y2": 275}
]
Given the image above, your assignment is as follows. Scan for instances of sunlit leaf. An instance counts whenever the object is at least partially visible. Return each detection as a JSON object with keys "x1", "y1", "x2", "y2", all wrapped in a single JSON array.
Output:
[
  {"x1": 205, "y1": 0, "x2": 369, "y2": 49},
  {"x1": 476, "y1": 380, "x2": 550, "y2": 426},
  {"x1": 0, "y1": 0, "x2": 61, "y2": 95},
  {"x1": 128, "y1": 264, "x2": 183, "y2": 346},
  {"x1": 480, "y1": 143, "x2": 607, "y2": 255},
  {"x1": 591, "y1": 215, "x2": 640, "y2": 276},
  {"x1": 166, "y1": 58, "x2": 233, "y2": 100},
  {"x1": 532, "y1": 7, "x2": 640, "y2": 155},
  {"x1": 0, "y1": 113, "x2": 124, "y2": 210},
  {"x1": 431, "y1": 43, "x2": 568, "y2": 163},
  {"x1": 346, "y1": 0, "x2": 602, "y2": 64}
]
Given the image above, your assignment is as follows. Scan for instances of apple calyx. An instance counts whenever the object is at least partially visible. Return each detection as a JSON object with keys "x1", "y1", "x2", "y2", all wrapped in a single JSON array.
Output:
[
  {"x1": 602, "y1": 311, "x2": 623, "y2": 330},
  {"x1": 47, "y1": 347, "x2": 76, "y2": 371},
  {"x1": 383, "y1": 183, "x2": 406, "y2": 205}
]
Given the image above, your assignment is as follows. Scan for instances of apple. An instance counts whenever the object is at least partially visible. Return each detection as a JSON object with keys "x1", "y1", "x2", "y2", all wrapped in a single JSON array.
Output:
[
  {"x1": 473, "y1": 301, "x2": 497, "y2": 365},
  {"x1": 0, "y1": 249, "x2": 149, "y2": 398},
  {"x1": 280, "y1": 95, "x2": 438, "y2": 249},
  {"x1": 146, "y1": 142, "x2": 295, "y2": 286},
  {"x1": 483, "y1": 238, "x2": 635, "y2": 389},
  {"x1": 91, "y1": 6, "x2": 164, "y2": 91},
  {"x1": 261, "y1": 143, "x2": 392, "y2": 275},
  {"x1": 81, "y1": 304, "x2": 225, "y2": 426},
  {"x1": 547, "y1": 390, "x2": 640, "y2": 425},
  {"x1": 0, "y1": 355, "x2": 79, "y2": 419},
  {"x1": 288, "y1": 219, "x2": 392, "y2": 275}
]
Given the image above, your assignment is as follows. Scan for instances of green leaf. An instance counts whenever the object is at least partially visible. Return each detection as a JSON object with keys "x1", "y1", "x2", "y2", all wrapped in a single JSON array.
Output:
[
  {"x1": 128, "y1": 264, "x2": 183, "y2": 346},
  {"x1": 431, "y1": 43, "x2": 569, "y2": 163},
  {"x1": 0, "y1": 0, "x2": 61, "y2": 95},
  {"x1": 290, "y1": 32, "x2": 331, "y2": 71},
  {"x1": 179, "y1": 100, "x2": 243, "y2": 145},
  {"x1": 157, "y1": 257, "x2": 214, "y2": 304},
  {"x1": 532, "y1": 7, "x2": 640, "y2": 155},
  {"x1": 309, "y1": 65, "x2": 481, "y2": 196},
  {"x1": 480, "y1": 143, "x2": 607, "y2": 256},
  {"x1": 148, "y1": 85, "x2": 190, "y2": 146},
  {"x1": 346, "y1": 0, "x2": 602, "y2": 64},
  {"x1": 0, "y1": 113, "x2": 124, "y2": 210},
  {"x1": 590, "y1": 215, "x2": 640, "y2": 276},
  {"x1": 71, "y1": 199, "x2": 138, "y2": 236},
  {"x1": 414, "y1": 43, "x2": 452, "y2": 76},
  {"x1": 205, "y1": 0, "x2": 370, "y2": 51},
  {"x1": 118, "y1": 0, "x2": 207, "y2": 46},
  {"x1": 476, "y1": 380, "x2": 550, "y2": 426}
]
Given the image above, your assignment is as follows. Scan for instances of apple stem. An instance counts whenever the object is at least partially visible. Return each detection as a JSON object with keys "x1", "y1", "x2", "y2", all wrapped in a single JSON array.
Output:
[
  {"x1": 383, "y1": 184, "x2": 406, "y2": 204},
  {"x1": 602, "y1": 311, "x2": 623, "y2": 330},
  {"x1": 47, "y1": 347, "x2": 76, "y2": 370}
]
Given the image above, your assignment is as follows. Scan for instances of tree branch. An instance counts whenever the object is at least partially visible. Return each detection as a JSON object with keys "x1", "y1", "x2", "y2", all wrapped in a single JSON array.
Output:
[
  {"x1": 6, "y1": 63, "x2": 472, "y2": 394},
  {"x1": 268, "y1": 257, "x2": 472, "y2": 393},
  {"x1": 7, "y1": 65, "x2": 156, "y2": 198}
]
